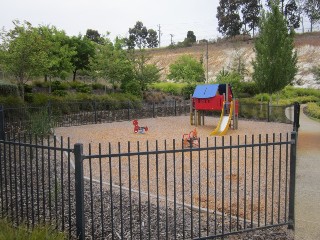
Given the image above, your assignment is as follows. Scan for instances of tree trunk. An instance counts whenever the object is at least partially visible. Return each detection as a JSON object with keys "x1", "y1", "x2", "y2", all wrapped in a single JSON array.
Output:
[
  {"x1": 18, "y1": 80, "x2": 25, "y2": 101},
  {"x1": 73, "y1": 70, "x2": 77, "y2": 82}
]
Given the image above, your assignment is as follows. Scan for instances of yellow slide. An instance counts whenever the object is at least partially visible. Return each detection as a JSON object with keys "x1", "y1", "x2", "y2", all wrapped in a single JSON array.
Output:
[{"x1": 210, "y1": 101, "x2": 233, "y2": 136}]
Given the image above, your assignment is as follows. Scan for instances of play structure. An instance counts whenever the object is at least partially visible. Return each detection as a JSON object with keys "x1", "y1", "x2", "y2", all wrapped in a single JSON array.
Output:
[
  {"x1": 190, "y1": 84, "x2": 239, "y2": 136},
  {"x1": 182, "y1": 128, "x2": 199, "y2": 148},
  {"x1": 133, "y1": 119, "x2": 148, "y2": 134}
]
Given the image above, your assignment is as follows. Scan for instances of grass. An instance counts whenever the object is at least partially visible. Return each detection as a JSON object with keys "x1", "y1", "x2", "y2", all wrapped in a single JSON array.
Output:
[{"x1": 0, "y1": 218, "x2": 66, "y2": 240}]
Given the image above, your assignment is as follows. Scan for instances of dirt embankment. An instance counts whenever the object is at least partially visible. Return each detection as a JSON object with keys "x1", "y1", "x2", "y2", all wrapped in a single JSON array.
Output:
[{"x1": 148, "y1": 32, "x2": 320, "y2": 89}]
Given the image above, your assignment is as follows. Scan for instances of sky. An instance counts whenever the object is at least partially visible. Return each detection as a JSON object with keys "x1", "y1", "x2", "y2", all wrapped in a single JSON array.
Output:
[{"x1": 1, "y1": 0, "x2": 220, "y2": 46}]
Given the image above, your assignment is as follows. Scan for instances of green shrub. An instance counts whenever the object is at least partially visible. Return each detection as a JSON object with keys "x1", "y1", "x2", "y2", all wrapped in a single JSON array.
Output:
[
  {"x1": 69, "y1": 81, "x2": 84, "y2": 89},
  {"x1": 279, "y1": 86, "x2": 320, "y2": 99},
  {"x1": 0, "y1": 80, "x2": 19, "y2": 96},
  {"x1": 254, "y1": 93, "x2": 271, "y2": 102},
  {"x1": 26, "y1": 93, "x2": 51, "y2": 105},
  {"x1": 0, "y1": 96, "x2": 24, "y2": 107},
  {"x1": 151, "y1": 82, "x2": 187, "y2": 95},
  {"x1": 239, "y1": 82, "x2": 259, "y2": 97},
  {"x1": 51, "y1": 80, "x2": 69, "y2": 91},
  {"x1": 181, "y1": 83, "x2": 197, "y2": 99},
  {"x1": 305, "y1": 102, "x2": 320, "y2": 119},
  {"x1": 91, "y1": 82, "x2": 105, "y2": 90},
  {"x1": 75, "y1": 84, "x2": 92, "y2": 94},
  {"x1": 122, "y1": 81, "x2": 142, "y2": 97},
  {"x1": 52, "y1": 90, "x2": 68, "y2": 97}
]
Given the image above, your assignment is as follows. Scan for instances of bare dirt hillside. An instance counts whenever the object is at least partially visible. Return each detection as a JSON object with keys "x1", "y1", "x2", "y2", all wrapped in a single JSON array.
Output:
[{"x1": 148, "y1": 32, "x2": 320, "y2": 89}]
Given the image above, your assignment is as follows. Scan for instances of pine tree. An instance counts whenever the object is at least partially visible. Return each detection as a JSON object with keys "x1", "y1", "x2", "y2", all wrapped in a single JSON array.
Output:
[{"x1": 252, "y1": 1, "x2": 298, "y2": 94}]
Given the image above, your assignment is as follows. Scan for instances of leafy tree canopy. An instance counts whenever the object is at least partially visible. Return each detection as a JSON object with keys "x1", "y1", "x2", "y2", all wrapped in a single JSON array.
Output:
[
  {"x1": 0, "y1": 20, "x2": 49, "y2": 99},
  {"x1": 67, "y1": 35, "x2": 95, "y2": 81},
  {"x1": 85, "y1": 29, "x2": 104, "y2": 44},
  {"x1": 302, "y1": 0, "x2": 320, "y2": 31},
  {"x1": 267, "y1": 0, "x2": 301, "y2": 29},
  {"x1": 126, "y1": 21, "x2": 158, "y2": 49},
  {"x1": 37, "y1": 25, "x2": 76, "y2": 81},
  {"x1": 167, "y1": 55, "x2": 205, "y2": 84},
  {"x1": 217, "y1": 0, "x2": 243, "y2": 37},
  {"x1": 90, "y1": 37, "x2": 134, "y2": 91}
]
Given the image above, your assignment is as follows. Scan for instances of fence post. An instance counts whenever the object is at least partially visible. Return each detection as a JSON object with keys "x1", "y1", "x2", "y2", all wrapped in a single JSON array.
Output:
[
  {"x1": 74, "y1": 143, "x2": 85, "y2": 240},
  {"x1": 0, "y1": 105, "x2": 4, "y2": 140},
  {"x1": 128, "y1": 101, "x2": 130, "y2": 120},
  {"x1": 94, "y1": 101, "x2": 97, "y2": 124},
  {"x1": 293, "y1": 102, "x2": 300, "y2": 132},
  {"x1": 267, "y1": 102, "x2": 270, "y2": 122},
  {"x1": 153, "y1": 102, "x2": 155, "y2": 118},
  {"x1": 288, "y1": 131, "x2": 297, "y2": 230},
  {"x1": 174, "y1": 100, "x2": 177, "y2": 116}
]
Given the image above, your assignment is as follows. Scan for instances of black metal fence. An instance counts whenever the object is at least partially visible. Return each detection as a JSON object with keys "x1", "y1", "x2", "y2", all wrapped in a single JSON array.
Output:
[
  {"x1": 0, "y1": 134, "x2": 75, "y2": 236},
  {"x1": 0, "y1": 131, "x2": 297, "y2": 239},
  {"x1": 0, "y1": 100, "x2": 294, "y2": 136},
  {"x1": 0, "y1": 102, "x2": 300, "y2": 239}
]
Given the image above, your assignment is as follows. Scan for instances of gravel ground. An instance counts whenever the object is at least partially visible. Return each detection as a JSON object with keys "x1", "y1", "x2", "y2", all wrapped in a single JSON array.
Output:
[
  {"x1": 54, "y1": 116, "x2": 293, "y2": 152},
  {"x1": 53, "y1": 116, "x2": 294, "y2": 239}
]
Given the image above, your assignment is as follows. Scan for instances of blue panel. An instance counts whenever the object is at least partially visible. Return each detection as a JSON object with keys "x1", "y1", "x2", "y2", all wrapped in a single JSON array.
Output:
[{"x1": 192, "y1": 84, "x2": 219, "y2": 98}]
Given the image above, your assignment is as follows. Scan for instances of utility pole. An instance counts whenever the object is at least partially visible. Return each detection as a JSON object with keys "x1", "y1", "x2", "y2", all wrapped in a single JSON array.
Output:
[
  {"x1": 206, "y1": 40, "x2": 209, "y2": 83},
  {"x1": 170, "y1": 34, "x2": 174, "y2": 45},
  {"x1": 157, "y1": 24, "x2": 161, "y2": 48}
]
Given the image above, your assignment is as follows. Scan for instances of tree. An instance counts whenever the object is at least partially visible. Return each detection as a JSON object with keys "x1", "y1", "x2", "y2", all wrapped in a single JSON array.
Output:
[
  {"x1": 67, "y1": 35, "x2": 95, "y2": 81},
  {"x1": 217, "y1": 0, "x2": 242, "y2": 37},
  {"x1": 167, "y1": 55, "x2": 205, "y2": 83},
  {"x1": 0, "y1": 20, "x2": 48, "y2": 99},
  {"x1": 146, "y1": 29, "x2": 159, "y2": 48},
  {"x1": 85, "y1": 29, "x2": 104, "y2": 44},
  {"x1": 216, "y1": 69, "x2": 243, "y2": 96},
  {"x1": 90, "y1": 37, "x2": 135, "y2": 91},
  {"x1": 303, "y1": 0, "x2": 320, "y2": 32},
  {"x1": 127, "y1": 21, "x2": 148, "y2": 49},
  {"x1": 267, "y1": 0, "x2": 301, "y2": 29},
  {"x1": 37, "y1": 25, "x2": 75, "y2": 83},
  {"x1": 128, "y1": 49, "x2": 161, "y2": 94},
  {"x1": 126, "y1": 21, "x2": 158, "y2": 49},
  {"x1": 252, "y1": 2, "x2": 298, "y2": 94},
  {"x1": 241, "y1": 0, "x2": 261, "y2": 36},
  {"x1": 186, "y1": 31, "x2": 197, "y2": 43}
]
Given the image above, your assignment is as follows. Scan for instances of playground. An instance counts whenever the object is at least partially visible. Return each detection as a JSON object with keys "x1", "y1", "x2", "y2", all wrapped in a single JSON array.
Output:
[
  {"x1": 54, "y1": 114, "x2": 292, "y2": 219},
  {"x1": 52, "y1": 84, "x2": 294, "y2": 234},
  {"x1": 54, "y1": 84, "x2": 292, "y2": 220}
]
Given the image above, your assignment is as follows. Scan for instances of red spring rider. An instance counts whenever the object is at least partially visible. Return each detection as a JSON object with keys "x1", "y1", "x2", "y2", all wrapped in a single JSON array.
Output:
[{"x1": 133, "y1": 119, "x2": 148, "y2": 134}]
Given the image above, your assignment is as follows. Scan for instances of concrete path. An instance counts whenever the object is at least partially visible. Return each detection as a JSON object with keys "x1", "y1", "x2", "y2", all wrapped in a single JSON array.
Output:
[{"x1": 294, "y1": 106, "x2": 320, "y2": 240}]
